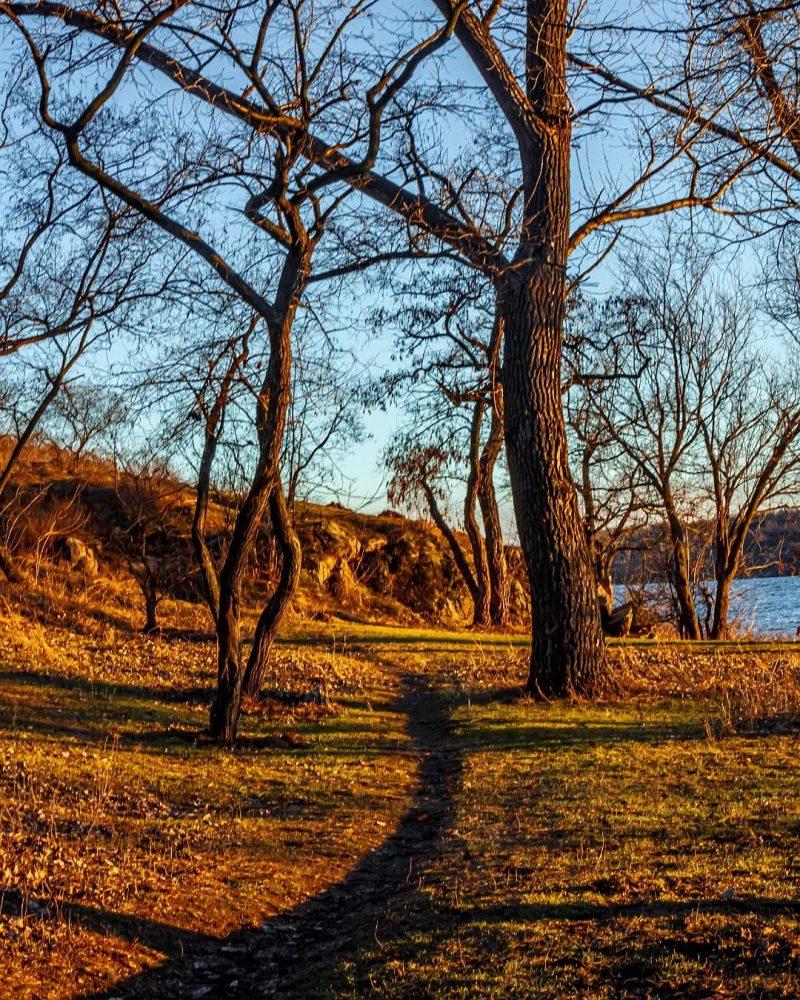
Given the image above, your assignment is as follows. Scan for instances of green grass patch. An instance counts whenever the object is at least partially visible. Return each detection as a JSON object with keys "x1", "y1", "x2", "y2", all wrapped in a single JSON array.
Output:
[{"x1": 316, "y1": 694, "x2": 800, "y2": 998}]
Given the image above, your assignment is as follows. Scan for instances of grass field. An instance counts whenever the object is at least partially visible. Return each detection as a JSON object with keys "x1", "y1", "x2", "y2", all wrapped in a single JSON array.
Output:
[{"x1": 1, "y1": 592, "x2": 800, "y2": 997}]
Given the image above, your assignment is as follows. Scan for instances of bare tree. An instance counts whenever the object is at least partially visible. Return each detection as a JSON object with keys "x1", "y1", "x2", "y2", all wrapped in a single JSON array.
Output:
[
  {"x1": 2, "y1": 0, "x2": 750, "y2": 700},
  {"x1": 282, "y1": 322, "x2": 367, "y2": 511},
  {"x1": 112, "y1": 455, "x2": 188, "y2": 634},
  {"x1": 698, "y1": 336, "x2": 800, "y2": 638},
  {"x1": 0, "y1": 195, "x2": 168, "y2": 577},
  {"x1": 380, "y1": 271, "x2": 510, "y2": 624},
  {"x1": 386, "y1": 426, "x2": 491, "y2": 626},
  {"x1": 48, "y1": 383, "x2": 127, "y2": 467},
  {"x1": 587, "y1": 238, "x2": 800, "y2": 638},
  {"x1": 2, "y1": 1, "x2": 466, "y2": 742}
]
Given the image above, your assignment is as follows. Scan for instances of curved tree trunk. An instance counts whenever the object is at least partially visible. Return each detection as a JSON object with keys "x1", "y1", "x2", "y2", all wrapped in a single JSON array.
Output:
[
  {"x1": 192, "y1": 428, "x2": 221, "y2": 625},
  {"x1": 478, "y1": 383, "x2": 509, "y2": 625},
  {"x1": 422, "y1": 482, "x2": 483, "y2": 618},
  {"x1": 242, "y1": 482, "x2": 302, "y2": 697},
  {"x1": 465, "y1": 399, "x2": 490, "y2": 625},
  {"x1": 209, "y1": 250, "x2": 304, "y2": 746},
  {"x1": 191, "y1": 333, "x2": 252, "y2": 627}
]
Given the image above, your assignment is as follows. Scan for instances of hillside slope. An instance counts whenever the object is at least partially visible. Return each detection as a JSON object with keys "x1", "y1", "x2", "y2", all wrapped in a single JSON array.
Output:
[{"x1": 0, "y1": 439, "x2": 529, "y2": 629}]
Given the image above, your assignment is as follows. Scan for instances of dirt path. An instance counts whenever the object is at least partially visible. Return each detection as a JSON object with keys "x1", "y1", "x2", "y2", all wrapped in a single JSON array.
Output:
[{"x1": 81, "y1": 670, "x2": 463, "y2": 998}]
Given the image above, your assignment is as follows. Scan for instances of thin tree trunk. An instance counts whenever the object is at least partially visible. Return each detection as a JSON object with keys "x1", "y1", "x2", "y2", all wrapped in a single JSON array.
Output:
[
  {"x1": 0, "y1": 372, "x2": 69, "y2": 498},
  {"x1": 465, "y1": 399, "x2": 490, "y2": 626},
  {"x1": 422, "y1": 482, "x2": 483, "y2": 616},
  {"x1": 191, "y1": 332, "x2": 251, "y2": 626},
  {"x1": 478, "y1": 385, "x2": 509, "y2": 625},
  {"x1": 242, "y1": 482, "x2": 302, "y2": 697},
  {"x1": 664, "y1": 506, "x2": 701, "y2": 640},
  {"x1": 711, "y1": 575, "x2": 731, "y2": 639},
  {"x1": 594, "y1": 550, "x2": 615, "y2": 621},
  {"x1": 192, "y1": 428, "x2": 221, "y2": 625},
  {"x1": 579, "y1": 444, "x2": 613, "y2": 616},
  {"x1": 143, "y1": 579, "x2": 158, "y2": 633},
  {"x1": 209, "y1": 251, "x2": 303, "y2": 745}
]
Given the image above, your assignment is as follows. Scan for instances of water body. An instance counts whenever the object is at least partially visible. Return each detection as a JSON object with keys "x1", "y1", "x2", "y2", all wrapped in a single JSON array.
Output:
[{"x1": 614, "y1": 577, "x2": 800, "y2": 640}]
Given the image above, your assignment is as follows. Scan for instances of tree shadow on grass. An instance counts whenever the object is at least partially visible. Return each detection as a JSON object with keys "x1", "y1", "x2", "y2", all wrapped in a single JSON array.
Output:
[
  {"x1": 0, "y1": 668, "x2": 212, "y2": 706},
  {"x1": 5, "y1": 676, "x2": 799, "y2": 997},
  {"x1": 1, "y1": 674, "x2": 463, "y2": 998}
]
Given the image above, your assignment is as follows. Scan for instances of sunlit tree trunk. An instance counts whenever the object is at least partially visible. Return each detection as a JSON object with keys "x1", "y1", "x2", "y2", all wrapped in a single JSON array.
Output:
[
  {"x1": 209, "y1": 250, "x2": 304, "y2": 745},
  {"x1": 242, "y1": 483, "x2": 302, "y2": 697},
  {"x1": 498, "y1": 0, "x2": 606, "y2": 695}
]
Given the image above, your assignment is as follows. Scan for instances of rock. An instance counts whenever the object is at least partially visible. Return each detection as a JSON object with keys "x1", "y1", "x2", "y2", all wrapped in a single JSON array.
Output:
[
  {"x1": 62, "y1": 536, "x2": 98, "y2": 577},
  {"x1": 328, "y1": 558, "x2": 359, "y2": 605},
  {"x1": 601, "y1": 600, "x2": 633, "y2": 638},
  {"x1": 300, "y1": 518, "x2": 361, "y2": 586}
]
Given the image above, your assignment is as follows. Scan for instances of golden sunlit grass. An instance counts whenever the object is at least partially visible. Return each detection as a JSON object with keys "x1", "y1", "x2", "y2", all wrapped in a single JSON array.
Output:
[
  {"x1": 0, "y1": 579, "x2": 415, "y2": 998},
  {"x1": 2, "y1": 572, "x2": 800, "y2": 998}
]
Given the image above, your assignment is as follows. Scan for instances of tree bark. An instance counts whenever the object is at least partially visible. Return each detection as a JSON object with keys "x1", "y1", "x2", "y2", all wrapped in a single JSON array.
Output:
[
  {"x1": 497, "y1": 0, "x2": 607, "y2": 696},
  {"x1": 711, "y1": 574, "x2": 731, "y2": 640},
  {"x1": 192, "y1": 427, "x2": 221, "y2": 625},
  {"x1": 143, "y1": 579, "x2": 158, "y2": 633},
  {"x1": 663, "y1": 503, "x2": 701, "y2": 640},
  {"x1": 208, "y1": 250, "x2": 303, "y2": 745},
  {"x1": 422, "y1": 482, "x2": 483, "y2": 619},
  {"x1": 191, "y1": 334, "x2": 251, "y2": 627},
  {"x1": 501, "y1": 277, "x2": 607, "y2": 696},
  {"x1": 242, "y1": 482, "x2": 302, "y2": 697}
]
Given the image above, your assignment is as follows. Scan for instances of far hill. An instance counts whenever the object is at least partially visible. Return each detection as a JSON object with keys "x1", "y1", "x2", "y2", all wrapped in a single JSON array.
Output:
[{"x1": 613, "y1": 507, "x2": 800, "y2": 584}]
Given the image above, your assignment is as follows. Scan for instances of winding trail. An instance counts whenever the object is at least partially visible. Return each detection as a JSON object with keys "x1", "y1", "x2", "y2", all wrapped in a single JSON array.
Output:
[{"x1": 81, "y1": 669, "x2": 463, "y2": 998}]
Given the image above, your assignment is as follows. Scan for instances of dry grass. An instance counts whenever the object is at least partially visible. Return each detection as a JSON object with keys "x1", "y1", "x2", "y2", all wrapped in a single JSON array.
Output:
[
  {"x1": 441, "y1": 637, "x2": 800, "y2": 737},
  {"x1": 3, "y1": 561, "x2": 800, "y2": 997},
  {"x1": 609, "y1": 643, "x2": 800, "y2": 734},
  {"x1": 0, "y1": 576, "x2": 417, "y2": 998}
]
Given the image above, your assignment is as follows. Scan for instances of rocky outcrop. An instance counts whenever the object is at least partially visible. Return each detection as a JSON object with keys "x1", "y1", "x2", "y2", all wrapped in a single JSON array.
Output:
[
  {"x1": 61, "y1": 536, "x2": 99, "y2": 577},
  {"x1": 295, "y1": 504, "x2": 528, "y2": 627}
]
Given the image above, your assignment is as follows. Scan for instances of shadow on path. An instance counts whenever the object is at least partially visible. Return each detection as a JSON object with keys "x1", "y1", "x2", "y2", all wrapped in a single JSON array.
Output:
[{"x1": 62, "y1": 673, "x2": 464, "y2": 998}]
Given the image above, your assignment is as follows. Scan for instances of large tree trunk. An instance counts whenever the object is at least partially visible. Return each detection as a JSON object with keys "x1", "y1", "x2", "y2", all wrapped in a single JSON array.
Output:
[
  {"x1": 501, "y1": 278, "x2": 607, "y2": 696},
  {"x1": 478, "y1": 392, "x2": 509, "y2": 625},
  {"x1": 242, "y1": 483, "x2": 302, "y2": 697},
  {"x1": 497, "y1": 0, "x2": 606, "y2": 696}
]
